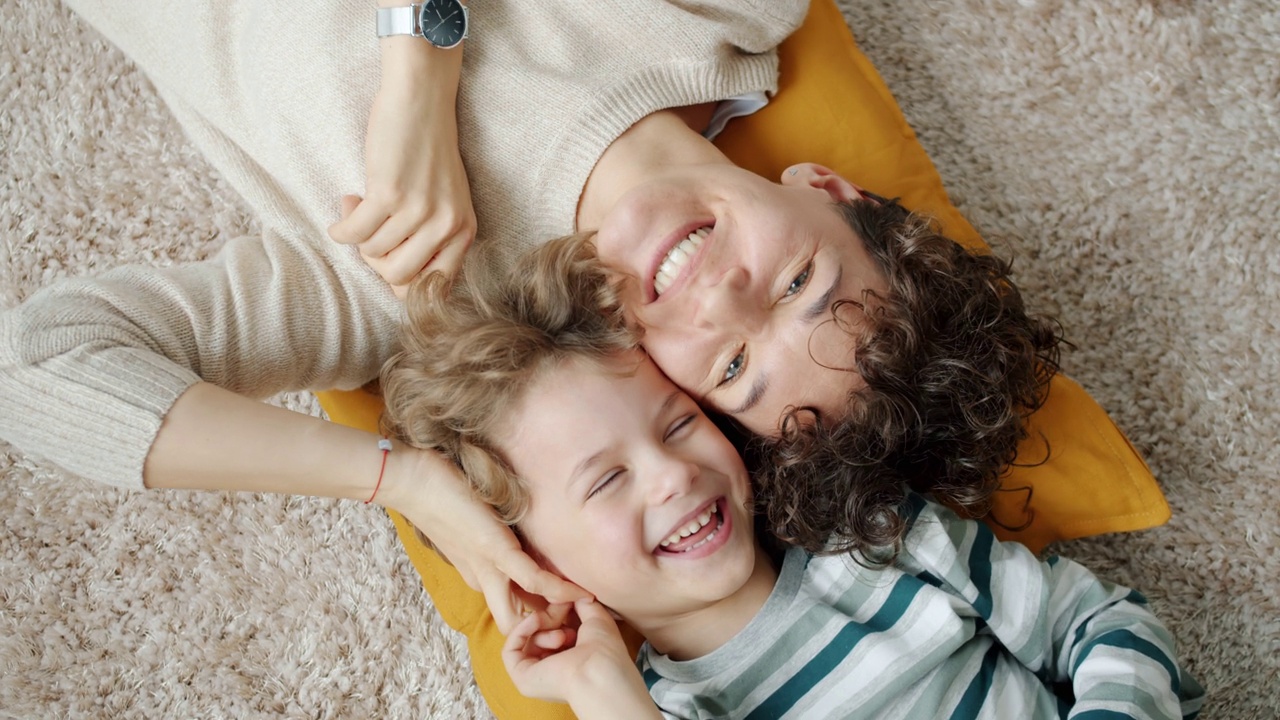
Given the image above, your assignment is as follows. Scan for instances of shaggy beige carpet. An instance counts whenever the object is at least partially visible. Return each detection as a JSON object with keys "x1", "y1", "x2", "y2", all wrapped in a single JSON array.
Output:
[{"x1": 2, "y1": 0, "x2": 1276, "y2": 717}]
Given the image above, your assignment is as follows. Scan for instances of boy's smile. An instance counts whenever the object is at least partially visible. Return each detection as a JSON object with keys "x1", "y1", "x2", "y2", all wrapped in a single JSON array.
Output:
[
  {"x1": 495, "y1": 351, "x2": 773, "y2": 656},
  {"x1": 654, "y1": 498, "x2": 733, "y2": 560}
]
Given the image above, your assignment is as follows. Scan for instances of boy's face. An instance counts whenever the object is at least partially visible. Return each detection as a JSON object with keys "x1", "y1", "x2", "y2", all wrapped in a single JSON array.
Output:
[{"x1": 496, "y1": 351, "x2": 757, "y2": 629}]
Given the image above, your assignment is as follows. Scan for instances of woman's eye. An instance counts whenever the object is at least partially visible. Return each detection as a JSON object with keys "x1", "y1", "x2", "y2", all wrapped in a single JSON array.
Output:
[
  {"x1": 784, "y1": 263, "x2": 813, "y2": 298},
  {"x1": 719, "y1": 350, "x2": 745, "y2": 386},
  {"x1": 588, "y1": 471, "x2": 622, "y2": 499}
]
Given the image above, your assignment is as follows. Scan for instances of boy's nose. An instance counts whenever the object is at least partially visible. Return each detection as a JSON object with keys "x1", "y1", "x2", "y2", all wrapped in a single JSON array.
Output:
[{"x1": 647, "y1": 457, "x2": 699, "y2": 505}]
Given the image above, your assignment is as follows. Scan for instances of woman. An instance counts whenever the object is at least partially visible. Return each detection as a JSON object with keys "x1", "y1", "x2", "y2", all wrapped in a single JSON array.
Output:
[{"x1": 0, "y1": 0, "x2": 1055, "y2": 629}]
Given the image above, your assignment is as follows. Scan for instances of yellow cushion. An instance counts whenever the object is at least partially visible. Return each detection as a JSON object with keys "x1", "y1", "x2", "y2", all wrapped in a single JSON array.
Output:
[{"x1": 317, "y1": 1, "x2": 1169, "y2": 716}]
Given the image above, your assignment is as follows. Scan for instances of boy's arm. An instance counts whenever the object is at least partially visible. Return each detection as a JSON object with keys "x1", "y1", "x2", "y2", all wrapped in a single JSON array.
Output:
[
  {"x1": 1036, "y1": 557, "x2": 1205, "y2": 719},
  {"x1": 503, "y1": 599, "x2": 666, "y2": 720},
  {"x1": 901, "y1": 496, "x2": 1204, "y2": 719}
]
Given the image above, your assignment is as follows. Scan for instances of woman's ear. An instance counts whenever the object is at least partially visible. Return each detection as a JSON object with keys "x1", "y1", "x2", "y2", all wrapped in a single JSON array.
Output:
[{"x1": 781, "y1": 162, "x2": 868, "y2": 204}]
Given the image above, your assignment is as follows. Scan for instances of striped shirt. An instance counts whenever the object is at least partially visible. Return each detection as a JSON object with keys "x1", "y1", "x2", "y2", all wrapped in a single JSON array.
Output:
[{"x1": 638, "y1": 495, "x2": 1203, "y2": 719}]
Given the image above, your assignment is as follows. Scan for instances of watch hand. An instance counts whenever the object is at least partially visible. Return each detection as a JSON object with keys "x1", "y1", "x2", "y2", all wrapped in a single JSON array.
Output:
[{"x1": 426, "y1": 11, "x2": 458, "y2": 35}]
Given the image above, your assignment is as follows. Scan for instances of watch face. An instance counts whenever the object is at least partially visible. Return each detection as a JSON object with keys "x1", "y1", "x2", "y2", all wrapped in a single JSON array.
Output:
[{"x1": 418, "y1": 0, "x2": 467, "y2": 49}]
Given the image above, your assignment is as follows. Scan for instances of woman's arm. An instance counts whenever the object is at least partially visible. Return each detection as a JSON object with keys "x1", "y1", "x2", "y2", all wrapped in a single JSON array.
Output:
[
  {"x1": 0, "y1": 228, "x2": 581, "y2": 626},
  {"x1": 0, "y1": 230, "x2": 398, "y2": 489},
  {"x1": 328, "y1": 1, "x2": 475, "y2": 294},
  {"x1": 148, "y1": 380, "x2": 585, "y2": 630}
]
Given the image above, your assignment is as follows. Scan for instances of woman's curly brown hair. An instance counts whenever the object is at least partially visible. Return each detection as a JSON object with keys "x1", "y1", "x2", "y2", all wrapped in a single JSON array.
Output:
[
  {"x1": 748, "y1": 195, "x2": 1064, "y2": 560},
  {"x1": 379, "y1": 233, "x2": 637, "y2": 527}
]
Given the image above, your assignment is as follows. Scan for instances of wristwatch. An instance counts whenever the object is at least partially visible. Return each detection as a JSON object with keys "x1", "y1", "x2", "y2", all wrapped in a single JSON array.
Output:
[{"x1": 377, "y1": 1, "x2": 469, "y2": 49}]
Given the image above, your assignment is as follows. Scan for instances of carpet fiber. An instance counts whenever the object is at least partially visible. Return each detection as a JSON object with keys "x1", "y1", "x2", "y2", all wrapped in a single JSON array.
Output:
[{"x1": 2, "y1": 1, "x2": 1276, "y2": 717}]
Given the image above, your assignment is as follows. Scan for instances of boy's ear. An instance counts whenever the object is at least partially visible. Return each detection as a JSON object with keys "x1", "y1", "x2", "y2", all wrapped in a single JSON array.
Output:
[{"x1": 781, "y1": 162, "x2": 868, "y2": 204}]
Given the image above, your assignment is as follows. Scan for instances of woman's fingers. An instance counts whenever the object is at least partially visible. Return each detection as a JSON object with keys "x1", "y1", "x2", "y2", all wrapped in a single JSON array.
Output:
[
  {"x1": 329, "y1": 195, "x2": 390, "y2": 246},
  {"x1": 499, "y1": 550, "x2": 591, "y2": 605},
  {"x1": 358, "y1": 210, "x2": 425, "y2": 259},
  {"x1": 478, "y1": 571, "x2": 523, "y2": 634},
  {"x1": 339, "y1": 194, "x2": 361, "y2": 221}
]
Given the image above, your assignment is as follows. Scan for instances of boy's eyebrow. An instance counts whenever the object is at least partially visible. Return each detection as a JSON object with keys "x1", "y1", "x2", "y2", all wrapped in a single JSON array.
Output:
[
  {"x1": 568, "y1": 390, "x2": 684, "y2": 489},
  {"x1": 569, "y1": 451, "x2": 606, "y2": 488}
]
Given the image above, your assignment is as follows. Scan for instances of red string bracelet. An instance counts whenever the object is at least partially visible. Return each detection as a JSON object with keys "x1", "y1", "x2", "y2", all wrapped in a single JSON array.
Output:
[{"x1": 365, "y1": 438, "x2": 393, "y2": 504}]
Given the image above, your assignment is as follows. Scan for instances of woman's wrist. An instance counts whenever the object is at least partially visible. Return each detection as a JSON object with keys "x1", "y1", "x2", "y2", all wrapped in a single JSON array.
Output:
[
  {"x1": 371, "y1": 439, "x2": 445, "y2": 517},
  {"x1": 378, "y1": 34, "x2": 462, "y2": 85}
]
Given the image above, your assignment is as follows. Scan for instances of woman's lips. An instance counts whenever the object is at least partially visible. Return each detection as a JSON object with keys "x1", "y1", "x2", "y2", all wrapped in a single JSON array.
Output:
[{"x1": 644, "y1": 221, "x2": 714, "y2": 304}]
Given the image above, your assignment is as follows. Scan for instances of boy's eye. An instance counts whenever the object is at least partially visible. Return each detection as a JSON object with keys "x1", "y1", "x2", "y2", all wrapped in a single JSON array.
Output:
[
  {"x1": 588, "y1": 470, "x2": 622, "y2": 499},
  {"x1": 718, "y1": 350, "x2": 745, "y2": 386},
  {"x1": 664, "y1": 414, "x2": 697, "y2": 441},
  {"x1": 784, "y1": 263, "x2": 813, "y2": 298}
]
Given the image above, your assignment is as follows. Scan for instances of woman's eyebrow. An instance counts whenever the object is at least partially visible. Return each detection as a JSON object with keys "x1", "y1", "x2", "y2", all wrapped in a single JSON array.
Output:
[
  {"x1": 801, "y1": 265, "x2": 843, "y2": 323},
  {"x1": 732, "y1": 267, "x2": 843, "y2": 417},
  {"x1": 730, "y1": 372, "x2": 769, "y2": 415}
]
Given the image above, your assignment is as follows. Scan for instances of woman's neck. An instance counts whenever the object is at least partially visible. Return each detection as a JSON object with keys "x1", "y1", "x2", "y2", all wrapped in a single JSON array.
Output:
[
  {"x1": 576, "y1": 107, "x2": 733, "y2": 231},
  {"x1": 637, "y1": 542, "x2": 779, "y2": 662}
]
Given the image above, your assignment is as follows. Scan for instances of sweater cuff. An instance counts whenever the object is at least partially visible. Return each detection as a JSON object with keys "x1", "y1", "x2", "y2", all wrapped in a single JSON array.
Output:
[{"x1": 0, "y1": 345, "x2": 200, "y2": 491}]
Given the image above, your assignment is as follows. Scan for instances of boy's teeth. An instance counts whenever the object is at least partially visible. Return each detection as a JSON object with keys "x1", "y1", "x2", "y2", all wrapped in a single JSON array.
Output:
[
  {"x1": 653, "y1": 227, "x2": 709, "y2": 296},
  {"x1": 659, "y1": 505, "x2": 718, "y2": 549}
]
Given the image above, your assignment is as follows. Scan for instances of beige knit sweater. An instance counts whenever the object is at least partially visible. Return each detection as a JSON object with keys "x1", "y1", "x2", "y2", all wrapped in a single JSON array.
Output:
[{"x1": 0, "y1": 0, "x2": 807, "y2": 489}]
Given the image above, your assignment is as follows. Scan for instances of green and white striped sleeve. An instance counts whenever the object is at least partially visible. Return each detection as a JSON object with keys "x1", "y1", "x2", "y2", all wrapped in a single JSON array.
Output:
[{"x1": 899, "y1": 495, "x2": 1205, "y2": 720}]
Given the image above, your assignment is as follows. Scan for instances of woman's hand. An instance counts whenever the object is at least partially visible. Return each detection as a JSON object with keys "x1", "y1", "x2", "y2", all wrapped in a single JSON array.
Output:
[
  {"x1": 503, "y1": 598, "x2": 658, "y2": 717},
  {"x1": 378, "y1": 443, "x2": 590, "y2": 633},
  {"x1": 329, "y1": 37, "x2": 476, "y2": 296}
]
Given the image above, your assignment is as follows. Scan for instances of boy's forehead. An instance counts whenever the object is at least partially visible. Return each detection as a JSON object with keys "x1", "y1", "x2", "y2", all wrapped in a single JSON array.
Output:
[{"x1": 501, "y1": 351, "x2": 685, "y2": 482}]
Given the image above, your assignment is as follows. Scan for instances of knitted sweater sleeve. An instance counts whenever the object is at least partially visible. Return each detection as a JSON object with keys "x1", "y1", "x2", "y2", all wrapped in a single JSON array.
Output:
[
  {"x1": 6, "y1": 0, "x2": 808, "y2": 491},
  {"x1": 0, "y1": 233, "x2": 400, "y2": 490}
]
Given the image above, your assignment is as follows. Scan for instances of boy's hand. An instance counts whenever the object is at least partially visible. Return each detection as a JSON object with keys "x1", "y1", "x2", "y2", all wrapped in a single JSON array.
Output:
[
  {"x1": 503, "y1": 598, "x2": 657, "y2": 716},
  {"x1": 330, "y1": 61, "x2": 476, "y2": 296}
]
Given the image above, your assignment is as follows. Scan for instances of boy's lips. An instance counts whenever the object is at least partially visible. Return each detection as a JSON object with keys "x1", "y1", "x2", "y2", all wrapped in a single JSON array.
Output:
[
  {"x1": 643, "y1": 221, "x2": 714, "y2": 304},
  {"x1": 653, "y1": 498, "x2": 733, "y2": 560}
]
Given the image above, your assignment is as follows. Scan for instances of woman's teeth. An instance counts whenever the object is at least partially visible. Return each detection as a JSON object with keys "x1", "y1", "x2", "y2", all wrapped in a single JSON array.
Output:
[
  {"x1": 653, "y1": 226, "x2": 709, "y2": 296},
  {"x1": 659, "y1": 504, "x2": 719, "y2": 550}
]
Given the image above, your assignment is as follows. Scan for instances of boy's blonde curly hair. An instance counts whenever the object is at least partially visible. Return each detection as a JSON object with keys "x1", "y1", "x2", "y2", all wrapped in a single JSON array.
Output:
[{"x1": 379, "y1": 233, "x2": 638, "y2": 526}]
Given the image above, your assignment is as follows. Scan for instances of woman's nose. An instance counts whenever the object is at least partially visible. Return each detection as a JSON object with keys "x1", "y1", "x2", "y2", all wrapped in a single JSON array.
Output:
[{"x1": 694, "y1": 266, "x2": 759, "y2": 331}]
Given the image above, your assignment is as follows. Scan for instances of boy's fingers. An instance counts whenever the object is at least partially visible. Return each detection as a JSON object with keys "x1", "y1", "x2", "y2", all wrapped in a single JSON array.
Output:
[
  {"x1": 501, "y1": 611, "x2": 543, "y2": 657},
  {"x1": 543, "y1": 601, "x2": 573, "y2": 629},
  {"x1": 530, "y1": 628, "x2": 573, "y2": 651},
  {"x1": 574, "y1": 597, "x2": 616, "y2": 629}
]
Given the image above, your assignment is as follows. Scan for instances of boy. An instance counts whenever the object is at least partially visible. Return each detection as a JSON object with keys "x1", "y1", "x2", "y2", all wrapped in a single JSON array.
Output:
[{"x1": 380, "y1": 236, "x2": 1202, "y2": 719}]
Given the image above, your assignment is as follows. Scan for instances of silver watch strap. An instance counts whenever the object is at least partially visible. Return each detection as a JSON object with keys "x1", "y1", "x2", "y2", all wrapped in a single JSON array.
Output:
[{"x1": 376, "y1": 6, "x2": 419, "y2": 38}]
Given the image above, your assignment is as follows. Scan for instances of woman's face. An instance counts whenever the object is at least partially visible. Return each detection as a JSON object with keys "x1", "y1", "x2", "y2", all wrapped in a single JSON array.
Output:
[{"x1": 593, "y1": 163, "x2": 887, "y2": 436}]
